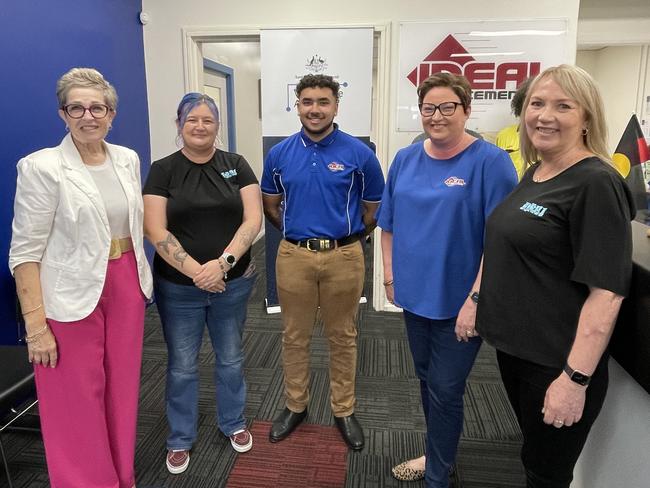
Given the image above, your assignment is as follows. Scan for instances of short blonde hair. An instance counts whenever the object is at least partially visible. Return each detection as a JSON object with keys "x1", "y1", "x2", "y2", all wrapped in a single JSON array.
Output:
[
  {"x1": 56, "y1": 67, "x2": 118, "y2": 109},
  {"x1": 520, "y1": 64, "x2": 610, "y2": 167}
]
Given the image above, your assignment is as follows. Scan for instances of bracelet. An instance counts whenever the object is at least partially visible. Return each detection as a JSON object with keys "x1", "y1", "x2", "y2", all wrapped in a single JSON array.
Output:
[
  {"x1": 25, "y1": 323, "x2": 49, "y2": 343},
  {"x1": 217, "y1": 257, "x2": 228, "y2": 280},
  {"x1": 22, "y1": 303, "x2": 43, "y2": 316},
  {"x1": 383, "y1": 279, "x2": 394, "y2": 286}
]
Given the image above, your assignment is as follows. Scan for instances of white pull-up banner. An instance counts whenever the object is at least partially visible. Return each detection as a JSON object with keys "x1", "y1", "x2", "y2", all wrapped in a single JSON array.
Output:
[{"x1": 261, "y1": 28, "x2": 374, "y2": 137}]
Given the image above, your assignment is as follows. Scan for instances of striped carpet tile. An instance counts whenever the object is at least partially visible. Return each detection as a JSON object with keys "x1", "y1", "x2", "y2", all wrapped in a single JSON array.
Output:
[{"x1": 226, "y1": 420, "x2": 349, "y2": 488}]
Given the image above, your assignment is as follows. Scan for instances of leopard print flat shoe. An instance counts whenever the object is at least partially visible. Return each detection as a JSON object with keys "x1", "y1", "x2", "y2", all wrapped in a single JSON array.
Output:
[{"x1": 391, "y1": 461, "x2": 425, "y2": 481}]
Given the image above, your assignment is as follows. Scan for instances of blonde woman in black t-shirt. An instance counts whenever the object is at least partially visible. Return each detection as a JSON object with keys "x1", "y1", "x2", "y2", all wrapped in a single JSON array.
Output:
[
  {"x1": 477, "y1": 65, "x2": 634, "y2": 488},
  {"x1": 143, "y1": 93, "x2": 262, "y2": 475}
]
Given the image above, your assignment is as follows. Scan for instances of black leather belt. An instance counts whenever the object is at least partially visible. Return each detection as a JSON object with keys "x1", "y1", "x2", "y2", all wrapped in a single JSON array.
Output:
[{"x1": 286, "y1": 234, "x2": 361, "y2": 252}]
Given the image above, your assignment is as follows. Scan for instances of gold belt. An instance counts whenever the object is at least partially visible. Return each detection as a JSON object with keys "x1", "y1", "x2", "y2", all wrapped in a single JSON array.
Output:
[{"x1": 109, "y1": 237, "x2": 133, "y2": 260}]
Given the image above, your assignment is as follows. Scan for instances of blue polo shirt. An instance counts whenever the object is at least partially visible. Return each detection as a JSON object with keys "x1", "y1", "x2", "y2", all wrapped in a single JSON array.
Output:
[
  {"x1": 261, "y1": 125, "x2": 385, "y2": 240},
  {"x1": 377, "y1": 139, "x2": 517, "y2": 319}
]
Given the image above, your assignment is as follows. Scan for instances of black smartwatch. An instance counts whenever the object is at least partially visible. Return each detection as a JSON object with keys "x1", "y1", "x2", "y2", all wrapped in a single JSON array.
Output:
[
  {"x1": 221, "y1": 252, "x2": 237, "y2": 268},
  {"x1": 468, "y1": 291, "x2": 480, "y2": 304},
  {"x1": 563, "y1": 364, "x2": 591, "y2": 386}
]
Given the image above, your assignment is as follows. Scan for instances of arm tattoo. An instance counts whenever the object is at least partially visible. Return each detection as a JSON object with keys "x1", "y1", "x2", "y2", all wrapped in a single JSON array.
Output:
[
  {"x1": 156, "y1": 233, "x2": 177, "y2": 255},
  {"x1": 173, "y1": 248, "x2": 188, "y2": 267},
  {"x1": 236, "y1": 228, "x2": 255, "y2": 250},
  {"x1": 156, "y1": 233, "x2": 188, "y2": 268}
]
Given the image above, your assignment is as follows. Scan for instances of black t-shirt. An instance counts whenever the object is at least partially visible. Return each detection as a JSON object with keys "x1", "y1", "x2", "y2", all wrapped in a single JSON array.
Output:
[
  {"x1": 143, "y1": 150, "x2": 258, "y2": 285},
  {"x1": 476, "y1": 157, "x2": 635, "y2": 368}
]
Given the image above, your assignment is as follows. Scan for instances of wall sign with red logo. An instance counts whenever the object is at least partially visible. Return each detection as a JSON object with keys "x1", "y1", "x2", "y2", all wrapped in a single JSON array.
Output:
[{"x1": 398, "y1": 19, "x2": 570, "y2": 134}]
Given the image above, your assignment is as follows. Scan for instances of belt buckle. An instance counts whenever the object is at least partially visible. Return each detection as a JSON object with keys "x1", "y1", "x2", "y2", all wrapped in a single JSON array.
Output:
[
  {"x1": 306, "y1": 238, "x2": 319, "y2": 252},
  {"x1": 109, "y1": 240, "x2": 122, "y2": 260}
]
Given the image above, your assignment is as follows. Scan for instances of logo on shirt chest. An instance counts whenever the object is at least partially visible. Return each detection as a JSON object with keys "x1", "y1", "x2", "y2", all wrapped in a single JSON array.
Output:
[
  {"x1": 221, "y1": 169, "x2": 237, "y2": 179},
  {"x1": 327, "y1": 162, "x2": 345, "y2": 172},
  {"x1": 519, "y1": 201, "x2": 548, "y2": 217},
  {"x1": 444, "y1": 176, "x2": 466, "y2": 187}
]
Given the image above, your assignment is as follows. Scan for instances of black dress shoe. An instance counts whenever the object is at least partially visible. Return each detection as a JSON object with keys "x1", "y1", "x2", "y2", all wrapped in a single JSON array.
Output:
[
  {"x1": 269, "y1": 407, "x2": 307, "y2": 442},
  {"x1": 334, "y1": 414, "x2": 364, "y2": 450}
]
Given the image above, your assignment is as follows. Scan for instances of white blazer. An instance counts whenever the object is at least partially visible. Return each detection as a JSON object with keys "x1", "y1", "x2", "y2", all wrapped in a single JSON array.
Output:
[{"x1": 9, "y1": 134, "x2": 153, "y2": 322}]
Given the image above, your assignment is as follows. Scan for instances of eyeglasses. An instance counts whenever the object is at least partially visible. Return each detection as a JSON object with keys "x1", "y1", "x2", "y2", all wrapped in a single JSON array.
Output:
[
  {"x1": 419, "y1": 102, "x2": 463, "y2": 117},
  {"x1": 62, "y1": 104, "x2": 111, "y2": 119}
]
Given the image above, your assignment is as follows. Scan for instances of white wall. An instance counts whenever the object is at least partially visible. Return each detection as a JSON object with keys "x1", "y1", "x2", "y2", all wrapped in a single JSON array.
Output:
[
  {"x1": 141, "y1": 0, "x2": 580, "y2": 164},
  {"x1": 202, "y1": 42, "x2": 263, "y2": 177},
  {"x1": 576, "y1": 45, "x2": 647, "y2": 150},
  {"x1": 575, "y1": 49, "x2": 597, "y2": 78}
]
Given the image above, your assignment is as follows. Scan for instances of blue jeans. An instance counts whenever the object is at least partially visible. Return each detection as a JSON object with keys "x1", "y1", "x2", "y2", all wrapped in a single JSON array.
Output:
[
  {"x1": 403, "y1": 310, "x2": 482, "y2": 488},
  {"x1": 154, "y1": 272, "x2": 256, "y2": 450}
]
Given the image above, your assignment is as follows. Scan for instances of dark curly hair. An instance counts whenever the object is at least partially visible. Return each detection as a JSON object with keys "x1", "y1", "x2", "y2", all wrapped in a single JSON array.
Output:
[
  {"x1": 511, "y1": 78, "x2": 532, "y2": 117},
  {"x1": 295, "y1": 74, "x2": 340, "y2": 101}
]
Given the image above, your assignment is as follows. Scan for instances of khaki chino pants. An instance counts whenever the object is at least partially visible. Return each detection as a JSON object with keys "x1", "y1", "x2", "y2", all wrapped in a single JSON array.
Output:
[{"x1": 276, "y1": 238, "x2": 364, "y2": 417}]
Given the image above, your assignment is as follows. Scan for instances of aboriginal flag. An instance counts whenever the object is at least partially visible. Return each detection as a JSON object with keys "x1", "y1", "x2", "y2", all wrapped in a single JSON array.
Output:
[{"x1": 612, "y1": 114, "x2": 649, "y2": 178}]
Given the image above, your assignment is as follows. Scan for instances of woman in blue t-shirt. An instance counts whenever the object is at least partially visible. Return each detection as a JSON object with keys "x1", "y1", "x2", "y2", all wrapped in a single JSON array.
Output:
[
  {"x1": 143, "y1": 93, "x2": 262, "y2": 475},
  {"x1": 377, "y1": 73, "x2": 516, "y2": 486}
]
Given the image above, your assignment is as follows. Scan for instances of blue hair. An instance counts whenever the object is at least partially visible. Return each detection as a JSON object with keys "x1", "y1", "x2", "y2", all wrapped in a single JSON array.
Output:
[{"x1": 176, "y1": 92, "x2": 220, "y2": 130}]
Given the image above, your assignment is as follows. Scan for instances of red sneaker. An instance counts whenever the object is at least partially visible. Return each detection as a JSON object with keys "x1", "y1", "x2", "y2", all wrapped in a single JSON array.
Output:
[
  {"x1": 166, "y1": 449, "x2": 190, "y2": 474},
  {"x1": 229, "y1": 429, "x2": 253, "y2": 452}
]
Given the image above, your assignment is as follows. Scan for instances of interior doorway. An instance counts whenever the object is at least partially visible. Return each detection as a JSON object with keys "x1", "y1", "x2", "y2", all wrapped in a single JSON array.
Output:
[
  {"x1": 202, "y1": 41, "x2": 262, "y2": 176},
  {"x1": 203, "y1": 59, "x2": 234, "y2": 152}
]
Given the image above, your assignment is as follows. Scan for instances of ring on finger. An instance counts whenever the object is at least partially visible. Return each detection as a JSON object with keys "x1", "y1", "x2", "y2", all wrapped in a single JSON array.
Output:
[
  {"x1": 466, "y1": 329, "x2": 474, "y2": 336},
  {"x1": 553, "y1": 418, "x2": 564, "y2": 426}
]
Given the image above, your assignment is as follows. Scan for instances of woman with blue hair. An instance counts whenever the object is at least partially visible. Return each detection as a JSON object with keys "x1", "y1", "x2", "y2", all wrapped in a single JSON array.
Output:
[{"x1": 143, "y1": 93, "x2": 262, "y2": 474}]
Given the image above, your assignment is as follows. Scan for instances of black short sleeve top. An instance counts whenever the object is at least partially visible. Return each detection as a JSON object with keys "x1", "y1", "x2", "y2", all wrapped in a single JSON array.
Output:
[
  {"x1": 143, "y1": 150, "x2": 258, "y2": 285},
  {"x1": 476, "y1": 157, "x2": 635, "y2": 368}
]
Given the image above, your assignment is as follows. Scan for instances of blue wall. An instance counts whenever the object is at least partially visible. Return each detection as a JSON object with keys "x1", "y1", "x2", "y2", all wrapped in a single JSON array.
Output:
[{"x1": 0, "y1": 0, "x2": 151, "y2": 343}]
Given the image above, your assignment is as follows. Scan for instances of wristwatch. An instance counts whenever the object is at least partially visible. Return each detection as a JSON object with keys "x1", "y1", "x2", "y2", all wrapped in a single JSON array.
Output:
[
  {"x1": 221, "y1": 252, "x2": 237, "y2": 269},
  {"x1": 468, "y1": 291, "x2": 480, "y2": 304},
  {"x1": 563, "y1": 364, "x2": 591, "y2": 386}
]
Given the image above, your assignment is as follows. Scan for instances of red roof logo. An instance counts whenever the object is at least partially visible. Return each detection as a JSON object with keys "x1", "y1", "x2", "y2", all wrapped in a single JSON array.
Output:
[{"x1": 407, "y1": 34, "x2": 540, "y2": 90}]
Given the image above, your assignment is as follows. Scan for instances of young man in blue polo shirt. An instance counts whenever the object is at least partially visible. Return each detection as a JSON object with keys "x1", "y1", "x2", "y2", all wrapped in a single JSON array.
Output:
[{"x1": 261, "y1": 74, "x2": 384, "y2": 450}]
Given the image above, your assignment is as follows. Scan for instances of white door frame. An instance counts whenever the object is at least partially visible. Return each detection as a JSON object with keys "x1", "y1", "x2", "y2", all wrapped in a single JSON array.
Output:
[
  {"x1": 181, "y1": 23, "x2": 393, "y2": 312},
  {"x1": 203, "y1": 59, "x2": 236, "y2": 151}
]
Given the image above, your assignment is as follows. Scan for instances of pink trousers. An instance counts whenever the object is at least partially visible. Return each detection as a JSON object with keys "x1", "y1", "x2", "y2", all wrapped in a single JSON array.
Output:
[{"x1": 34, "y1": 251, "x2": 145, "y2": 488}]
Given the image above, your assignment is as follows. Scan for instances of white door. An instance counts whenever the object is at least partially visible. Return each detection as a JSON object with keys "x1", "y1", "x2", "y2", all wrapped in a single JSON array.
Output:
[{"x1": 203, "y1": 68, "x2": 229, "y2": 151}]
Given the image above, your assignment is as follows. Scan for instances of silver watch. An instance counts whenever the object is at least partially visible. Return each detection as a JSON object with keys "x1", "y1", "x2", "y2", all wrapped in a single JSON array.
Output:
[{"x1": 221, "y1": 252, "x2": 237, "y2": 268}]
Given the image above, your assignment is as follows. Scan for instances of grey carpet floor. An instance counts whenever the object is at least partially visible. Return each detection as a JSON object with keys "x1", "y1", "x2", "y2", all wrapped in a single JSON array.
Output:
[{"x1": 1, "y1": 238, "x2": 525, "y2": 487}]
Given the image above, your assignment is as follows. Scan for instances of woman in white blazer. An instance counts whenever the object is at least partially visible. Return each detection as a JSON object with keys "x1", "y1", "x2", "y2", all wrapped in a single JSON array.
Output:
[{"x1": 9, "y1": 68, "x2": 152, "y2": 488}]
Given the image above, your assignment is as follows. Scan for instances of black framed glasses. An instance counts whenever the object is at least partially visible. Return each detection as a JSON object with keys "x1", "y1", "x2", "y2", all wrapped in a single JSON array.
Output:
[
  {"x1": 419, "y1": 102, "x2": 463, "y2": 117},
  {"x1": 62, "y1": 103, "x2": 111, "y2": 119}
]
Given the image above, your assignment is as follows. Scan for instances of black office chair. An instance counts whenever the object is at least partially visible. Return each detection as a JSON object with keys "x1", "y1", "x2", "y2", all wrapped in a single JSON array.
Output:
[{"x1": 0, "y1": 345, "x2": 39, "y2": 488}]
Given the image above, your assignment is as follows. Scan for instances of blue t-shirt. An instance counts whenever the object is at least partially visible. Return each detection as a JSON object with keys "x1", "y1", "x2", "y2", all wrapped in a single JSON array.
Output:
[
  {"x1": 377, "y1": 139, "x2": 517, "y2": 319},
  {"x1": 261, "y1": 125, "x2": 385, "y2": 240}
]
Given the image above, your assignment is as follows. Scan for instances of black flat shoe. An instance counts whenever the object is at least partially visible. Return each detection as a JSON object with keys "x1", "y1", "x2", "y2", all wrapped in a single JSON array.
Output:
[
  {"x1": 334, "y1": 413, "x2": 364, "y2": 450},
  {"x1": 269, "y1": 407, "x2": 307, "y2": 442}
]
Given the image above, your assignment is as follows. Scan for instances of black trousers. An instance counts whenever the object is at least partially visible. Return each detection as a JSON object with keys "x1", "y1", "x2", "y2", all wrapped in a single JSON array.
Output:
[{"x1": 496, "y1": 350, "x2": 609, "y2": 488}]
